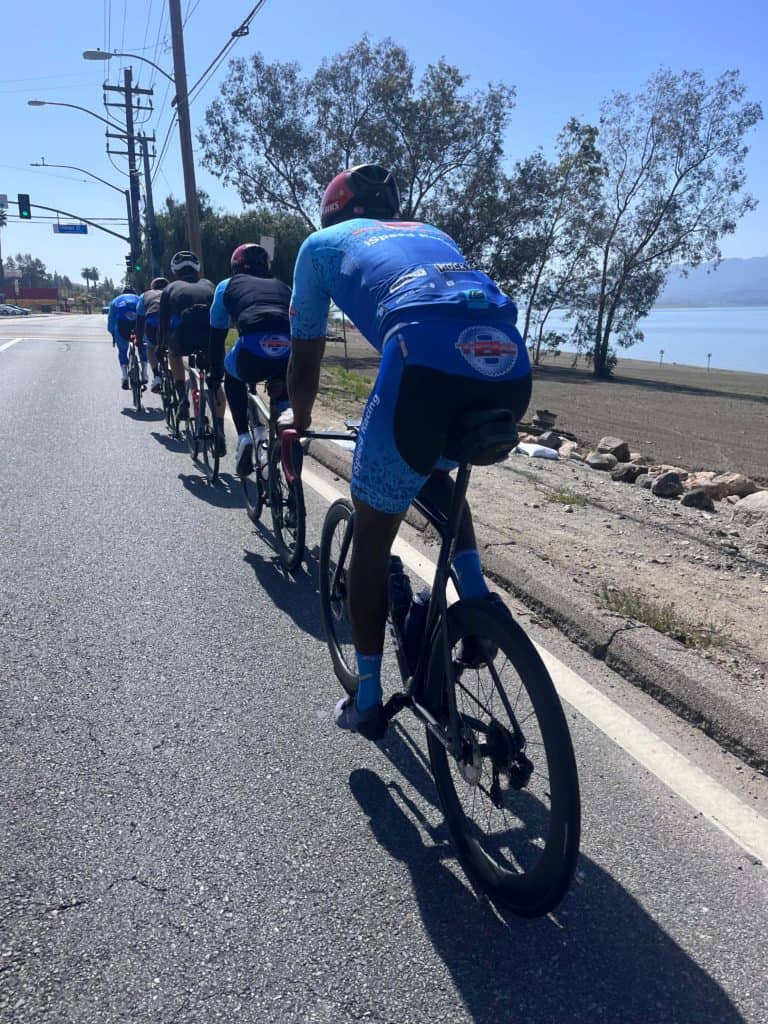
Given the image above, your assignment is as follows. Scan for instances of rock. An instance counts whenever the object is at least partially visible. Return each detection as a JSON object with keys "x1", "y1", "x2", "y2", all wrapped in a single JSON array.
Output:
[
  {"x1": 732, "y1": 490, "x2": 768, "y2": 523},
  {"x1": 680, "y1": 488, "x2": 716, "y2": 511},
  {"x1": 533, "y1": 409, "x2": 557, "y2": 430},
  {"x1": 597, "y1": 436, "x2": 631, "y2": 462},
  {"x1": 611, "y1": 462, "x2": 648, "y2": 483},
  {"x1": 651, "y1": 471, "x2": 685, "y2": 498},
  {"x1": 648, "y1": 464, "x2": 689, "y2": 481},
  {"x1": 629, "y1": 451, "x2": 647, "y2": 463},
  {"x1": 558, "y1": 440, "x2": 580, "y2": 459},
  {"x1": 586, "y1": 452, "x2": 618, "y2": 472},
  {"x1": 726, "y1": 494, "x2": 740, "y2": 505},
  {"x1": 637, "y1": 474, "x2": 655, "y2": 489},
  {"x1": 536, "y1": 430, "x2": 563, "y2": 450},
  {"x1": 518, "y1": 432, "x2": 538, "y2": 444},
  {"x1": 710, "y1": 473, "x2": 759, "y2": 499}
]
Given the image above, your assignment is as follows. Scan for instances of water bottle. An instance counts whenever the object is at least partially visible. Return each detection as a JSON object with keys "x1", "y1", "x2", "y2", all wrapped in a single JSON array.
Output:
[
  {"x1": 388, "y1": 555, "x2": 412, "y2": 635},
  {"x1": 404, "y1": 588, "x2": 431, "y2": 673}
]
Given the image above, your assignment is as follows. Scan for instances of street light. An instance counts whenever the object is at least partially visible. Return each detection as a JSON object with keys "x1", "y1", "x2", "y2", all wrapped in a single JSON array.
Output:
[
  {"x1": 31, "y1": 159, "x2": 133, "y2": 245},
  {"x1": 27, "y1": 98, "x2": 126, "y2": 133},
  {"x1": 83, "y1": 49, "x2": 175, "y2": 85}
]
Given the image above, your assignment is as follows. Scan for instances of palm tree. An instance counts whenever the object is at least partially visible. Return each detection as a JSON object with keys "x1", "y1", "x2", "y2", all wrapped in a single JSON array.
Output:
[{"x1": 81, "y1": 266, "x2": 100, "y2": 291}]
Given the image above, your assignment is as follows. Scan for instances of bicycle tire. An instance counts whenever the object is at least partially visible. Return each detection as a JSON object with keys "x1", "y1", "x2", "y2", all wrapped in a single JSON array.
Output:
[
  {"x1": 425, "y1": 599, "x2": 580, "y2": 918},
  {"x1": 241, "y1": 399, "x2": 265, "y2": 521},
  {"x1": 184, "y1": 383, "x2": 199, "y2": 459},
  {"x1": 201, "y1": 388, "x2": 220, "y2": 484},
  {"x1": 129, "y1": 350, "x2": 142, "y2": 412},
  {"x1": 318, "y1": 498, "x2": 358, "y2": 695},
  {"x1": 268, "y1": 438, "x2": 305, "y2": 572}
]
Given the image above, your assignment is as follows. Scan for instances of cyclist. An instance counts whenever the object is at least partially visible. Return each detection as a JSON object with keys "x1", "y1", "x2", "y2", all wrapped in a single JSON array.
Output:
[
  {"x1": 158, "y1": 251, "x2": 224, "y2": 454},
  {"x1": 209, "y1": 243, "x2": 292, "y2": 476},
  {"x1": 288, "y1": 164, "x2": 533, "y2": 736},
  {"x1": 135, "y1": 276, "x2": 169, "y2": 393},
  {"x1": 107, "y1": 286, "x2": 142, "y2": 390}
]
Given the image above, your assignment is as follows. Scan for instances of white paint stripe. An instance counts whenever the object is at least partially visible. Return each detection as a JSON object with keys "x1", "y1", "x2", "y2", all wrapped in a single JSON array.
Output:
[
  {"x1": 0, "y1": 337, "x2": 23, "y2": 353},
  {"x1": 300, "y1": 462, "x2": 768, "y2": 865}
]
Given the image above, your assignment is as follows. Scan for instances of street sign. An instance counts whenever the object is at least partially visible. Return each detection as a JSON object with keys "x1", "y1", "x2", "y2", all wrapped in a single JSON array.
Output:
[
  {"x1": 0, "y1": 194, "x2": 7, "y2": 210},
  {"x1": 53, "y1": 223, "x2": 88, "y2": 235}
]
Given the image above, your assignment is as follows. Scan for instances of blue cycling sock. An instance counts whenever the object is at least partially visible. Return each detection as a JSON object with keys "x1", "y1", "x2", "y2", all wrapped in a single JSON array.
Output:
[
  {"x1": 453, "y1": 549, "x2": 489, "y2": 600},
  {"x1": 355, "y1": 652, "x2": 383, "y2": 711}
]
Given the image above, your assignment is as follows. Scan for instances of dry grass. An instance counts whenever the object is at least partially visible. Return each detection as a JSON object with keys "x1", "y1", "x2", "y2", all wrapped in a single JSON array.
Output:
[{"x1": 599, "y1": 585, "x2": 725, "y2": 651}]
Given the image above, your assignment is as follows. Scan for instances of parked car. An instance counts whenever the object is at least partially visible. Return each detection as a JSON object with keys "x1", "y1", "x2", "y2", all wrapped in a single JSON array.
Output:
[
  {"x1": 0, "y1": 304, "x2": 22, "y2": 316},
  {"x1": 3, "y1": 303, "x2": 30, "y2": 315}
]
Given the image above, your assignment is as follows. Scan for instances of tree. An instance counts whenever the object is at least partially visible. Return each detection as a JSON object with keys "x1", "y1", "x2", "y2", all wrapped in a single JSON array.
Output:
[
  {"x1": 499, "y1": 120, "x2": 604, "y2": 363},
  {"x1": 199, "y1": 36, "x2": 515, "y2": 253},
  {"x1": 153, "y1": 193, "x2": 310, "y2": 286},
  {"x1": 5, "y1": 254, "x2": 51, "y2": 287},
  {"x1": 580, "y1": 68, "x2": 762, "y2": 377},
  {"x1": 81, "y1": 266, "x2": 100, "y2": 291}
]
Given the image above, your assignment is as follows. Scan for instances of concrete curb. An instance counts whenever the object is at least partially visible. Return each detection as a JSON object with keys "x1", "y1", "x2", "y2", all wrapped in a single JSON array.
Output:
[{"x1": 305, "y1": 439, "x2": 768, "y2": 773}]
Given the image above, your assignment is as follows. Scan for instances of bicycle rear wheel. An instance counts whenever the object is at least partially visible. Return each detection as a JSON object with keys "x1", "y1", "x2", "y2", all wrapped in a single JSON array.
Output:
[
  {"x1": 268, "y1": 438, "x2": 305, "y2": 572},
  {"x1": 201, "y1": 388, "x2": 220, "y2": 484},
  {"x1": 318, "y1": 498, "x2": 357, "y2": 695},
  {"x1": 129, "y1": 350, "x2": 142, "y2": 412},
  {"x1": 424, "y1": 599, "x2": 580, "y2": 918},
  {"x1": 241, "y1": 399, "x2": 265, "y2": 522},
  {"x1": 184, "y1": 382, "x2": 199, "y2": 459}
]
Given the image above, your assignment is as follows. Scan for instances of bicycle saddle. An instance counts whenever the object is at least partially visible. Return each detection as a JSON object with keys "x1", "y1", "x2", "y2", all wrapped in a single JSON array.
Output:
[{"x1": 444, "y1": 408, "x2": 520, "y2": 466}]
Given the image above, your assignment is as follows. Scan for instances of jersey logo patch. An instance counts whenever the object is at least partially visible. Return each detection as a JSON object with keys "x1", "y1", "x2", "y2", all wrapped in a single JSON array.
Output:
[
  {"x1": 259, "y1": 335, "x2": 291, "y2": 358},
  {"x1": 389, "y1": 268, "x2": 428, "y2": 294},
  {"x1": 455, "y1": 326, "x2": 519, "y2": 377}
]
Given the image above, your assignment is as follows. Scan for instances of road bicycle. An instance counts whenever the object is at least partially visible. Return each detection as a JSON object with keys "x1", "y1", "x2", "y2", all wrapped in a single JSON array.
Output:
[
  {"x1": 242, "y1": 385, "x2": 353, "y2": 572},
  {"x1": 156, "y1": 342, "x2": 179, "y2": 437},
  {"x1": 126, "y1": 333, "x2": 145, "y2": 413},
  {"x1": 181, "y1": 354, "x2": 221, "y2": 484},
  {"x1": 317, "y1": 408, "x2": 581, "y2": 917}
]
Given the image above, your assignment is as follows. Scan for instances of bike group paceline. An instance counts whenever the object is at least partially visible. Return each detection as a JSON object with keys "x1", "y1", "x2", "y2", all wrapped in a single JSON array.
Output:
[{"x1": 103, "y1": 164, "x2": 582, "y2": 918}]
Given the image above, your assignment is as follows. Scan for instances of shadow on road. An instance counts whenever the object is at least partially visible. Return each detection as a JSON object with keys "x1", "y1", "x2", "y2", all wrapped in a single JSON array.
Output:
[
  {"x1": 150, "y1": 430, "x2": 187, "y2": 454},
  {"x1": 178, "y1": 471, "x2": 244, "y2": 509},
  {"x1": 242, "y1": 547, "x2": 324, "y2": 641},
  {"x1": 121, "y1": 407, "x2": 165, "y2": 421},
  {"x1": 349, "y1": 763, "x2": 746, "y2": 1024}
]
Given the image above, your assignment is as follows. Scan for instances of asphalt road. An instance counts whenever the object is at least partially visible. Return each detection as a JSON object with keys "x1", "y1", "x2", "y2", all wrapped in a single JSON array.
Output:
[{"x1": 1, "y1": 315, "x2": 767, "y2": 1024}]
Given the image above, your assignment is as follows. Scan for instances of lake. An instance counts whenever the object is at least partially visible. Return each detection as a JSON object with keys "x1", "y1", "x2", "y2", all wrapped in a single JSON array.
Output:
[{"x1": 541, "y1": 306, "x2": 767, "y2": 374}]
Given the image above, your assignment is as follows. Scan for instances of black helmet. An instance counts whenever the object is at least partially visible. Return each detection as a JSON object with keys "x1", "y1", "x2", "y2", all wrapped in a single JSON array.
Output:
[
  {"x1": 320, "y1": 164, "x2": 400, "y2": 229},
  {"x1": 150, "y1": 276, "x2": 169, "y2": 289},
  {"x1": 121, "y1": 285, "x2": 138, "y2": 295},
  {"x1": 170, "y1": 251, "x2": 200, "y2": 274},
  {"x1": 230, "y1": 243, "x2": 270, "y2": 276}
]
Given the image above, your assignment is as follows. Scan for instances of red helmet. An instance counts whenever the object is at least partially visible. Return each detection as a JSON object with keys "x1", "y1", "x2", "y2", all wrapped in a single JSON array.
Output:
[
  {"x1": 230, "y1": 243, "x2": 270, "y2": 275},
  {"x1": 320, "y1": 164, "x2": 400, "y2": 229}
]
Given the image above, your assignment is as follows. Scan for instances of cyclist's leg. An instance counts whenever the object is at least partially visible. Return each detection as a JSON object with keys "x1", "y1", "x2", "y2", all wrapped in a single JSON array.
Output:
[
  {"x1": 146, "y1": 323, "x2": 161, "y2": 389},
  {"x1": 113, "y1": 326, "x2": 130, "y2": 387}
]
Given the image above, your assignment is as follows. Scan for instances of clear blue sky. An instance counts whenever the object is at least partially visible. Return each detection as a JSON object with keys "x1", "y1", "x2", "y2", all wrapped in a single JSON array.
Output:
[{"x1": 1, "y1": 0, "x2": 766, "y2": 285}]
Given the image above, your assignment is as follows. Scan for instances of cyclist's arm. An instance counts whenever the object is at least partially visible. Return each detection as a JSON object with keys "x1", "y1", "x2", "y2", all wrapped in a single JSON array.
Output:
[
  {"x1": 289, "y1": 235, "x2": 332, "y2": 432},
  {"x1": 208, "y1": 280, "x2": 230, "y2": 383},
  {"x1": 107, "y1": 302, "x2": 116, "y2": 335}
]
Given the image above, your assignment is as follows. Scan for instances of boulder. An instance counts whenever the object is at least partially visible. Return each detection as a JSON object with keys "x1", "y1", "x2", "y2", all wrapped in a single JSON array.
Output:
[
  {"x1": 637, "y1": 474, "x2": 655, "y2": 489},
  {"x1": 533, "y1": 409, "x2": 557, "y2": 430},
  {"x1": 597, "y1": 436, "x2": 631, "y2": 462},
  {"x1": 537, "y1": 430, "x2": 563, "y2": 450},
  {"x1": 611, "y1": 462, "x2": 648, "y2": 483},
  {"x1": 558, "y1": 440, "x2": 580, "y2": 459},
  {"x1": 710, "y1": 473, "x2": 759, "y2": 499},
  {"x1": 680, "y1": 488, "x2": 716, "y2": 512},
  {"x1": 732, "y1": 490, "x2": 768, "y2": 524},
  {"x1": 586, "y1": 452, "x2": 618, "y2": 472},
  {"x1": 651, "y1": 471, "x2": 685, "y2": 498},
  {"x1": 648, "y1": 464, "x2": 689, "y2": 481}
]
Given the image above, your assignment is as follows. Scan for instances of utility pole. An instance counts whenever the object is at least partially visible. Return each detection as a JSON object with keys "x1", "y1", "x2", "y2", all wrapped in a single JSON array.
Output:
[
  {"x1": 140, "y1": 134, "x2": 161, "y2": 277},
  {"x1": 168, "y1": 0, "x2": 203, "y2": 267}
]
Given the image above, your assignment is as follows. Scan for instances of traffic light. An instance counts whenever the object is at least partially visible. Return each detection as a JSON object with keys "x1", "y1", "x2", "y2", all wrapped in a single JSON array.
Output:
[
  {"x1": 18, "y1": 194, "x2": 31, "y2": 219},
  {"x1": 125, "y1": 253, "x2": 134, "y2": 273},
  {"x1": 134, "y1": 253, "x2": 142, "y2": 273}
]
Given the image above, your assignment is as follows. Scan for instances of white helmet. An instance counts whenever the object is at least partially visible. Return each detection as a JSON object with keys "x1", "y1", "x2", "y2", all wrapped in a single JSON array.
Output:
[{"x1": 170, "y1": 250, "x2": 200, "y2": 273}]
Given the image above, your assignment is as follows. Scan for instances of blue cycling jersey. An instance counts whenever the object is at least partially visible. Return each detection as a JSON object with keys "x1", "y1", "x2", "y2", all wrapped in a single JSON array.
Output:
[
  {"x1": 290, "y1": 219, "x2": 517, "y2": 350},
  {"x1": 107, "y1": 293, "x2": 139, "y2": 335}
]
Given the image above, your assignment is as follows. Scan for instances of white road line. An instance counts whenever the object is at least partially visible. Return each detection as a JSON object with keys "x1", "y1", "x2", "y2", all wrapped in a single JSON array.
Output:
[
  {"x1": 0, "y1": 337, "x2": 23, "y2": 353},
  {"x1": 301, "y1": 462, "x2": 768, "y2": 865}
]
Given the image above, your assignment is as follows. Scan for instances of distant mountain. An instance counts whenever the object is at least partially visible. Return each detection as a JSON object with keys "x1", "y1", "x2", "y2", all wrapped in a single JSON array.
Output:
[{"x1": 656, "y1": 256, "x2": 768, "y2": 307}]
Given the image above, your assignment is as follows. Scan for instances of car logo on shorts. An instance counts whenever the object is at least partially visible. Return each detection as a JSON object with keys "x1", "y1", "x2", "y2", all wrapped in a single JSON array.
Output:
[{"x1": 455, "y1": 326, "x2": 519, "y2": 377}]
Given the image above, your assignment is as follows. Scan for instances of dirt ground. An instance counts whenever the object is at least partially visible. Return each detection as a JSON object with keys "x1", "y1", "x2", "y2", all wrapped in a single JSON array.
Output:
[
  {"x1": 315, "y1": 331, "x2": 768, "y2": 682},
  {"x1": 324, "y1": 330, "x2": 768, "y2": 483}
]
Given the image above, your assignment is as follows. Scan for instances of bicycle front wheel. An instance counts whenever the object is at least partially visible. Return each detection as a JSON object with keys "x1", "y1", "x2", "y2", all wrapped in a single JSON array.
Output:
[
  {"x1": 184, "y1": 388, "x2": 199, "y2": 458},
  {"x1": 201, "y1": 389, "x2": 220, "y2": 484},
  {"x1": 241, "y1": 402, "x2": 265, "y2": 522},
  {"x1": 318, "y1": 498, "x2": 357, "y2": 695},
  {"x1": 268, "y1": 438, "x2": 305, "y2": 572},
  {"x1": 425, "y1": 599, "x2": 580, "y2": 918}
]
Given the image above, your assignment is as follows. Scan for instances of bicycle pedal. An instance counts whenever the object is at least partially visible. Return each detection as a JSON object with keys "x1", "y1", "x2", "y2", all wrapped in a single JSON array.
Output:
[{"x1": 383, "y1": 692, "x2": 410, "y2": 721}]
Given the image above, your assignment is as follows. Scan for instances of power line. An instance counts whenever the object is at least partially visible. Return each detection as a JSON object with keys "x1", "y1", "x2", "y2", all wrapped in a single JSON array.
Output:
[{"x1": 188, "y1": 0, "x2": 269, "y2": 104}]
